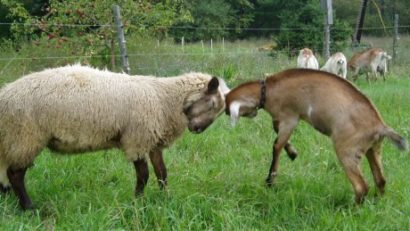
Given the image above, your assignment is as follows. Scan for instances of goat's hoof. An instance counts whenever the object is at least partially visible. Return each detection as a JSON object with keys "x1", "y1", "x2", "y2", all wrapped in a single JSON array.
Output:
[
  {"x1": 265, "y1": 178, "x2": 274, "y2": 187},
  {"x1": 288, "y1": 152, "x2": 298, "y2": 161}
]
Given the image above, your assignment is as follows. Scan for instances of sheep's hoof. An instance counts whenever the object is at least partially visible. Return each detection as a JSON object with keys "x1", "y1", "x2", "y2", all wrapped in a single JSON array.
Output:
[
  {"x1": 135, "y1": 189, "x2": 145, "y2": 198},
  {"x1": 20, "y1": 200, "x2": 34, "y2": 210},
  {"x1": 0, "y1": 184, "x2": 11, "y2": 193},
  {"x1": 158, "y1": 180, "x2": 167, "y2": 190}
]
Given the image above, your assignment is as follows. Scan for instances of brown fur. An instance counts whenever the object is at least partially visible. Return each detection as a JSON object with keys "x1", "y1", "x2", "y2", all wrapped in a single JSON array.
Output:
[
  {"x1": 226, "y1": 68, "x2": 408, "y2": 204},
  {"x1": 348, "y1": 48, "x2": 390, "y2": 81}
]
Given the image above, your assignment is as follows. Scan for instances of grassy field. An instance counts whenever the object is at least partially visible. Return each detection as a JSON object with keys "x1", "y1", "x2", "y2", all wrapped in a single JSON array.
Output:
[{"x1": 0, "y1": 36, "x2": 409, "y2": 230}]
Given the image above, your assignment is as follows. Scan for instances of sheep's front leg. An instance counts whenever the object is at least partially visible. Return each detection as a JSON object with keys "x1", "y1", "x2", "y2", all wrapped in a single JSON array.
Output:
[
  {"x1": 149, "y1": 149, "x2": 167, "y2": 190},
  {"x1": 0, "y1": 161, "x2": 11, "y2": 193},
  {"x1": 133, "y1": 159, "x2": 149, "y2": 196},
  {"x1": 7, "y1": 167, "x2": 33, "y2": 210}
]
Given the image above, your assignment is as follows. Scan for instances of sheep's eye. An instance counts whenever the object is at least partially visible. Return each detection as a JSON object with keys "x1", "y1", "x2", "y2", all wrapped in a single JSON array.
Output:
[{"x1": 211, "y1": 100, "x2": 216, "y2": 108}]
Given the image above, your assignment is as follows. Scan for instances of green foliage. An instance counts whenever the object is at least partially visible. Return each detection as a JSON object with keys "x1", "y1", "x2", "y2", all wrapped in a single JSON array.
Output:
[
  {"x1": 275, "y1": 0, "x2": 352, "y2": 52},
  {"x1": 170, "y1": 0, "x2": 254, "y2": 42},
  {"x1": 0, "y1": 0, "x2": 192, "y2": 68}
]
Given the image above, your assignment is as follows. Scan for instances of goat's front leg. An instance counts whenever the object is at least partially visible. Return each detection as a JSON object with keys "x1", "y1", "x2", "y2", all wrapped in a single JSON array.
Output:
[
  {"x1": 266, "y1": 118, "x2": 298, "y2": 186},
  {"x1": 149, "y1": 149, "x2": 167, "y2": 190},
  {"x1": 133, "y1": 159, "x2": 149, "y2": 196},
  {"x1": 273, "y1": 120, "x2": 298, "y2": 161},
  {"x1": 7, "y1": 166, "x2": 33, "y2": 210}
]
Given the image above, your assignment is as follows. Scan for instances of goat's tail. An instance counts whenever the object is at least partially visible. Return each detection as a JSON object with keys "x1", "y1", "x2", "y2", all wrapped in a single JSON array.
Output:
[{"x1": 382, "y1": 127, "x2": 408, "y2": 151}]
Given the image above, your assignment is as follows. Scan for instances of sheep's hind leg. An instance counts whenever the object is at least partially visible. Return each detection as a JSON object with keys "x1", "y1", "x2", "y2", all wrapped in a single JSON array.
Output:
[
  {"x1": 133, "y1": 158, "x2": 149, "y2": 196},
  {"x1": 149, "y1": 149, "x2": 167, "y2": 190},
  {"x1": 7, "y1": 166, "x2": 33, "y2": 210},
  {"x1": 0, "y1": 161, "x2": 11, "y2": 193}
]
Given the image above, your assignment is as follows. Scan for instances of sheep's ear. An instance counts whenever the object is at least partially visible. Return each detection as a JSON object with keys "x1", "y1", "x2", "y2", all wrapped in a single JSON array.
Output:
[
  {"x1": 207, "y1": 77, "x2": 219, "y2": 94},
  {"x1": 229, "y1": 101, "x2": 241, "y2": 127},
  {"x1": 218, "y1": 78, "x2": 230, "y2": 95}
]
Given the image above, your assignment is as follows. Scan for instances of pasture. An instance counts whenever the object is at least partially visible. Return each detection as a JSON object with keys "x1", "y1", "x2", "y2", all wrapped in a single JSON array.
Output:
[{"x1": 0, "y1": 36, "x2": 409, "y2": 230}]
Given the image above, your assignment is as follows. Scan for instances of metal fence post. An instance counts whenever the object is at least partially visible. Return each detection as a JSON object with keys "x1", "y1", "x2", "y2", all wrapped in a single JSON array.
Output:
[
  {"x1": 393, "y1": 14, "x2": 399, "y2": 63},
  {"x1": 321, "y1": 0, "x2": 333, "y2": 59},
  {"x1": 112, "y1": 5, "x2": 130, "y2": 74}
]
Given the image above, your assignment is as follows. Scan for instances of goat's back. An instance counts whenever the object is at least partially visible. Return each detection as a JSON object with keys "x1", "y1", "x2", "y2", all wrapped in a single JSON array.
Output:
[{"x1": 264, "y1": 69, "x2": 385, "y2": 135}]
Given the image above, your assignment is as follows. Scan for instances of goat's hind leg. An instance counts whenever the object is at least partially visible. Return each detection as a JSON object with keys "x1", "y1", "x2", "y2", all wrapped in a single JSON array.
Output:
[
  {"x1": 366, "y1": 141, "x2": 386, "y2": 196},
  {"x1": 336, "y1": 148, "x2": 369, "y2": 204}
]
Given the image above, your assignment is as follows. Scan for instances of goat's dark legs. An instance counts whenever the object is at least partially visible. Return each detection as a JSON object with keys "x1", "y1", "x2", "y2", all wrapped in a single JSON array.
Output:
[
  {"x1": 133, "y1": 159, "x2": 149, "y2": 196},
  {"x1": 273, "y1": 120, "x2": 298, "y2": 161},
  {"x1": 366, "y1": 142, "x2": 386, "y2": 196},
  {"x1": 266, "y1": 119, "x2": 298, "y2": 186},
  {"x1": 7, "y1": 167, "x2": 33, "y2": 210},
  {"x1": 149, "y1": 149, "x2": 167, "y2": 190},
  {"x1": 336, "y1": 148, "x2": 369, "y2": 204}
]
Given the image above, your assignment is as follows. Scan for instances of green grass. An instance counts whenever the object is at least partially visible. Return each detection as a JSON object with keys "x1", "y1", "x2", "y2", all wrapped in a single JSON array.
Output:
[{"x1": 0, "y1": 36, "x2": 409, "y2": 230}]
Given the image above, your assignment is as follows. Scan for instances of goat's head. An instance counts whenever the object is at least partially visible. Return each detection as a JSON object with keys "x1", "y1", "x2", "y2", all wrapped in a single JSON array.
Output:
[
  {"x1": 183, "y1": 77, "x2": 230, "y2": 133},
  {"x1": 224, "y1": 82, "x2": 261, "y2": 126}
]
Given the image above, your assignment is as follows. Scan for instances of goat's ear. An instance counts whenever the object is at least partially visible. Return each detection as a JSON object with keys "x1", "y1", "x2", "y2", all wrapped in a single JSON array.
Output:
[
  {"x1": 207, "y1": 77, "x2": 219, "y2": 94},
  {"x1": 218, "y1": 78, "x2": 230, "y2": 95},
  {"x1": 229, "y1": 101, "x2": 241, "y2": 127}
]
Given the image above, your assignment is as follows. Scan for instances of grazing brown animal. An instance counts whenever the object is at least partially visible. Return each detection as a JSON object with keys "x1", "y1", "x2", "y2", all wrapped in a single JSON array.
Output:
[
  {"x1": 225, "y1": 68, "x2": 408, "y2": 204},
  {"x1": 348, "y1": 48, "x2": 391, "y2": 81}
]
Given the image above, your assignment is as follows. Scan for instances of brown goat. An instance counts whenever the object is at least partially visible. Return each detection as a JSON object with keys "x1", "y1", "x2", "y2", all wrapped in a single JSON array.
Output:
[
  {"x1": 348, "y1": 48, "x2": 391, "y2": 81},
  {"x1": 225, "y1": 68, "x2": 408, "y2": 204}
]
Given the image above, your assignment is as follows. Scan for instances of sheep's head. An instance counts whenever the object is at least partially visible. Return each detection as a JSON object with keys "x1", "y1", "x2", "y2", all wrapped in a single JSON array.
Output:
[{"x1": 184, "y1": 77, "x2": 230, "y2": 134}]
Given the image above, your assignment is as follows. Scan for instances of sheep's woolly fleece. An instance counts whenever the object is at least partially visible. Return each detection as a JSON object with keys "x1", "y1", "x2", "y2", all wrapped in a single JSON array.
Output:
[{"x1": 0, "y1": 64, "x2": 216, "y2": 168}]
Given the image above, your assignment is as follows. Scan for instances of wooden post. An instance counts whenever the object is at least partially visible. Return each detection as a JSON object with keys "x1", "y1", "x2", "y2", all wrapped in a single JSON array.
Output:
[
  {"x1": 201, "y1": 40, "x2": 204, "y2": 53},
  {"x1": 353, "y1": 0, "x2": 369, "y2": 45},
  {"x1": 181, "y1": 36, "x2": 185, "y2": 52},
  {"x1": 211, "y1": 39, "x2": 213, "y2": 53},
  {"x1": 393, "y1": 14, "x2": 399, "y2": 63},
  {"x1": 222, "y1": 37, "x2": 225, "y2": 53},
  {"x1": 112, "y1": 5, "x2": 130, "y2": 74},
  {"x1": 321, "y1": 0, "x2": 333, "y2": 59}
]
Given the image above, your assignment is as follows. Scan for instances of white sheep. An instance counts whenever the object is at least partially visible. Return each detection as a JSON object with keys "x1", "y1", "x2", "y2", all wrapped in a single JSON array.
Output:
[
  {"x1": 321, "y1": 52, "x2": 347, "y2": 79},
  {"x1": 0, "y1": 64, "x2": 229, "y2": 209},
  {"x1": 297, "y1": 48, "x2": 319, "y2": 69},
  {"x1": 377, "y1": 53, "x2": 392, "y2": 77}
]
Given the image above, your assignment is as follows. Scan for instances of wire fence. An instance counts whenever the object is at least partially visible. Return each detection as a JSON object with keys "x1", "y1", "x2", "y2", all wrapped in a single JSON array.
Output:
[
  {"x1": 0, "y1": 21, "x2": 408, "y2": 77},
  {"x1": 1, "y1": 21, "x2": 410, "y2": 31}
]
